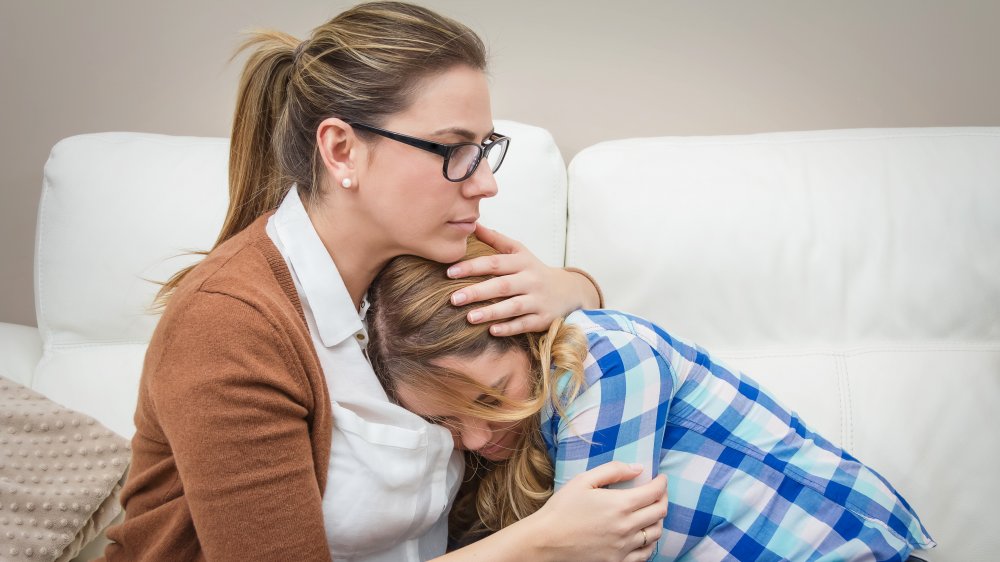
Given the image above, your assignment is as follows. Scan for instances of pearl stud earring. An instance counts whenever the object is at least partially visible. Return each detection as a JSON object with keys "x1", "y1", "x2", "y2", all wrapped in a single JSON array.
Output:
[{"x1": 341, "y1": 178, "x2": 352, "y2": 188}]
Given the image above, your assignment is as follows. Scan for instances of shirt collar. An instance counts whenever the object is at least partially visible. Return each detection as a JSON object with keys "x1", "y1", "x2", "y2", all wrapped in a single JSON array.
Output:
[{"x1": 273, "y1": 186, "x2": 364, "y2": 347}]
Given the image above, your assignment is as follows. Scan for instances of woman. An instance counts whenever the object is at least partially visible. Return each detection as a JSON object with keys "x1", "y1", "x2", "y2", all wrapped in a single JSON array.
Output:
[
  {"x1": 102, "y1": 3, "x2": 666, "y2": 561},
  {"x1": 367, "y1": 236, "x2": 936, "y2": 561}
]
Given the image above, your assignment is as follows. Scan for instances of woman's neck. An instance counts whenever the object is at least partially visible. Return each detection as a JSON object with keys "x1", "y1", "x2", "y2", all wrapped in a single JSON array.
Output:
[{"x1": 304, "y1": 203, "x2": 392, "y2": 312}]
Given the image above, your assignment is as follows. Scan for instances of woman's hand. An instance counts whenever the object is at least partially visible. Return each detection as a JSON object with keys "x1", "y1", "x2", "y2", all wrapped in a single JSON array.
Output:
[
  {"x1": 528, "y1": 462, "x2": 668, "y2": 562},
  {"x1": 447, "y1": 224, "x2": 602, "y2": 336},
  {"x1": 433, "y1": 461, "x2": 667, "y2": 562}
]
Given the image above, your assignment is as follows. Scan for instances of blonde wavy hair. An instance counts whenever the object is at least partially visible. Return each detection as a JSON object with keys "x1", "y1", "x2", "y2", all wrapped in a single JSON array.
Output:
[
  {"x1": 367, "y1": 236, "x2": 589, "y2": 540},
  {"x1": 156, "y1": 1, "x2": 487, "y2": 306}
]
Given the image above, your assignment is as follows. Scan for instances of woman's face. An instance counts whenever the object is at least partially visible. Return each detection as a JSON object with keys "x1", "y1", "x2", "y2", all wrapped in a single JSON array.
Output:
[
  {"x1": 355, "y1": 65, "x2": 499, "y2": 264},
  {"x1": 396, "y1": 348, "x2": 534, "y2": 461}
]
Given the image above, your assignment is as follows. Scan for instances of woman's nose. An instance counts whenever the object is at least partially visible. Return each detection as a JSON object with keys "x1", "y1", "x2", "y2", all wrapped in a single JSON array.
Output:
[
  {"x1": 461, "y1": 161, "x2": 498, "y2": 199},
  {"x1": 458, "y1": 418, "x2": 491, "y2": 452}
]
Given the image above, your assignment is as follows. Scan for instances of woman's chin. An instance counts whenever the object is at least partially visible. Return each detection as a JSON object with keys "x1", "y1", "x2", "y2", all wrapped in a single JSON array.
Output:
[{"x1": 422, "y1": 238, "x2": 469, "y2": 264}]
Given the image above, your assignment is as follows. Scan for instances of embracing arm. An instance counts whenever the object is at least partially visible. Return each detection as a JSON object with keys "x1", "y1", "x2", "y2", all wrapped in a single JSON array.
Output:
[
  {"x1": 149, "y1": 292, "x2": 332, "y2": 562},
  {"x1": 447, "y1": 224, "x2": 603, "y2": 336},
  {"x1": 432, "y1": 462, "x2": 665, "y2": 562}
]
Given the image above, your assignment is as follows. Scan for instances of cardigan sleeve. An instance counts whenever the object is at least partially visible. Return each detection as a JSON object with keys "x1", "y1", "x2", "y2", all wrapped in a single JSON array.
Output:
[
  {"x1": 563, "y1": 266, "x2": 605, "y2": 308},
  {"x1": 148, "y1": 290, "x2": 332, "y2": 562}
]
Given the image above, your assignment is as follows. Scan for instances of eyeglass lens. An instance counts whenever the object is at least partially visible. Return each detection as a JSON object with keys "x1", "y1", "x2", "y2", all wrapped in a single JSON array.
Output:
[{"x1": 446, "y1": 138, "x2": 509, "y2": 181}]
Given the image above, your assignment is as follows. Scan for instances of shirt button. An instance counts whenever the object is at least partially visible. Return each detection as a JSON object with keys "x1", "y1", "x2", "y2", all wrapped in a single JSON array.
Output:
[{"x1": 355, "y1": 333, "x2": 365, "y2": 340}]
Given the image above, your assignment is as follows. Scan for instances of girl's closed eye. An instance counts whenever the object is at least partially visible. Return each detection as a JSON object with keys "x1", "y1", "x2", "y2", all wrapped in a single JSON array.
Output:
[{"x1": 477, "y1": 396, "x2": 502, "y2": 408}]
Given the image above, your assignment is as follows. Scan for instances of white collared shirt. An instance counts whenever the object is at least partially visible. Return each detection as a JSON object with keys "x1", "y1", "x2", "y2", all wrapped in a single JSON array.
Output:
[{"x1": 267, "y1": 187, "x2": 463, "y2": 561}]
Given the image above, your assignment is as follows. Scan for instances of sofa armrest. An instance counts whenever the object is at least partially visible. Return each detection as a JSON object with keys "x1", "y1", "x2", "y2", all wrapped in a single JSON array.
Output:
[{"x1": 0, "y1": 321, "x2": 42, "y2": 387}]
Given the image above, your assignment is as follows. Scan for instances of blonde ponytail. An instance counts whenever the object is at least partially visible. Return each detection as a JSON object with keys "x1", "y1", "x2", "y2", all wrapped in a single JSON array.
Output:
[
  {"x1": 225, "y1": 31, "x2": 300, "y2": 248},
  {"x1": 155, "y1": 32, "x2": 298, "y2": 307}
]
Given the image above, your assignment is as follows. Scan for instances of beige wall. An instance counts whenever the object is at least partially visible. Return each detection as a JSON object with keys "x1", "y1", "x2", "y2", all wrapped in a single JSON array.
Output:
[{"x1": 2, "y1": 0, "x2": 998, "y2": 326}]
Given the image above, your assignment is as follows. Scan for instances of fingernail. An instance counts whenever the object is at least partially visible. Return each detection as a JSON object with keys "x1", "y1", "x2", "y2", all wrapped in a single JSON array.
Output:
[
  {"x1": 629, "y1": 464, "x2": 643, "y2": 472},
  {"x1": 489, "y1": 325, "x2": 503, "y2": 335},
  {"x1": 451, "y1": 292, "x2": 467, "y2": 305},
  {"x1": 468, "y1": 310, "x2": 483, "y2": 323},
  {"x1": 447, "y1": 266, "x2": 460, "y2": 278}
]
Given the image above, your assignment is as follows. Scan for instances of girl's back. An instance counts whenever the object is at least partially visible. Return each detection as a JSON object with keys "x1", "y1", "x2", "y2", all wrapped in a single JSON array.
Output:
[{"x1": 543, "y1": 309, "x2": 934, "y2": 561}]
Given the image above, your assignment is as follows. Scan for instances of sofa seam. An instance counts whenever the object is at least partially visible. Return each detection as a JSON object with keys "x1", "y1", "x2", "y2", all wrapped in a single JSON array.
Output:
[
  {"x1": 711, "y1": 343, "x2": 1000, "y2": 359},
  {"x1": 42, "y1": 340, "x2": 151, "y2": 350},
  {"x1": 838, "y1": 355, "x2": 854, "y2": 453},
  {"x1": 574, "y1": 129, "x2": 1000, "y2": 157},
  {"x1": 36, "y1": 155, "x2": 53, "y2": 353}
]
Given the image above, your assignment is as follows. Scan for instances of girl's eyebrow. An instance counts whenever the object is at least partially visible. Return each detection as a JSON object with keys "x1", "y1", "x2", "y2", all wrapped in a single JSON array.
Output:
[{"x1": 475, "y1": 374, "x2": 509, "y2": 403}]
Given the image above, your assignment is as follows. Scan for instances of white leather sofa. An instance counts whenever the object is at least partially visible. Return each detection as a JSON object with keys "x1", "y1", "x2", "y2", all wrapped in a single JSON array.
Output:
[{"x1": 2, "y1": 122, "x2": 997, "y2": 561}]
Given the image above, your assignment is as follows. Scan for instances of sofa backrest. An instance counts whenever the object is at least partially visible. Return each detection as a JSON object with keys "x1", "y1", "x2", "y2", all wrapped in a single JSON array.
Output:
[
  {"x1": 32, "y1": 120, "x2": 566, "y2": 439},
  {"x1": 566, "y1": 127, "x2": 1000, "y2": 561}
]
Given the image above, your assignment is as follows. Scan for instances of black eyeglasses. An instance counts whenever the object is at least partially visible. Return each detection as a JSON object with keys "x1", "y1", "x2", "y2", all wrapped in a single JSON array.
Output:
[{"x1": 348, "y1": 122, "x2": 511, "y2": 182}]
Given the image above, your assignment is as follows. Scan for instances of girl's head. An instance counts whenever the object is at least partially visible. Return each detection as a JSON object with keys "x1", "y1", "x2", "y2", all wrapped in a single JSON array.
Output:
[
  {"x1": 368, "y1": 235, "x2": 587, "y2": 532},
  {"x1": 160, "y1": 2, "x2": 502, "y2": 302}
]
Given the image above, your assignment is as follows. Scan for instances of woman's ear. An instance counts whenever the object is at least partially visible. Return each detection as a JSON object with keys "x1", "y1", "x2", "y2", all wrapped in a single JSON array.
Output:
[{"x1": 316, "y1": 117, "x2": 358, "y2": 188}]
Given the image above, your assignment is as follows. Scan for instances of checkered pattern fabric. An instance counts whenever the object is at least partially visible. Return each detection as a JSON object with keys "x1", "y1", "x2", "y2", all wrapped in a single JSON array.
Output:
[{"x1": 541, "y1": 310, "x2": 934, "y2": 561}]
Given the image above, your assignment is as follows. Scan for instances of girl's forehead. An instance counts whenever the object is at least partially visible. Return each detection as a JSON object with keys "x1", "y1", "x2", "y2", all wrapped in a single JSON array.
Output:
[
  {"x1": 434, "y1": 348, "x2": 530, "y2": 386},
  {"x1": 395, "y1": 349, "x2": 532, "y2": 416}
]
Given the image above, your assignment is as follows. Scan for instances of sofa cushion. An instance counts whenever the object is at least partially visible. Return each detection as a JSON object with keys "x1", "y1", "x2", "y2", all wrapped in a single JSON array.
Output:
[{"x1": 565, "y1": 127, "x2": 1000, "y2": 561}]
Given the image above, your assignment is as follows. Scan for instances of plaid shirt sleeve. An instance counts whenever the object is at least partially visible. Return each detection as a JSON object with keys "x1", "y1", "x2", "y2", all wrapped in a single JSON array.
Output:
[{"x1": 546, "y1": 312, "x2": 676, "y2": 490}]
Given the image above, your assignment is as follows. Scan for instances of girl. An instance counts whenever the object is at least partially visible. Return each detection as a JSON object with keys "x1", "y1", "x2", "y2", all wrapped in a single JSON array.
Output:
[
  {"x1": 102, "y1": 3, "x2": 665, "y2": 561},
  {"x1": 367, "y1": 236, "x2": 936, "y2": 561}
]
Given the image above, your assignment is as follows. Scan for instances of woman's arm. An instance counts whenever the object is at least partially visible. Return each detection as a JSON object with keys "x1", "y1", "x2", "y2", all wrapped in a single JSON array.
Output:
[
  {"x1": 447, "y1": 224, "x2": 603, "y2": 336},
  {"x1": 433, "y1": 462, "x2": 666, "y2": 562},
  {"x1": 150, "y1": 292, "x2": 332, "y2": 561}
]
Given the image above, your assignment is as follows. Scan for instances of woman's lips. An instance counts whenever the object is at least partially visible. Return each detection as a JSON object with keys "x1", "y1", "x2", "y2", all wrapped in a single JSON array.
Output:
[{"x1": 448, "y1": 219, "x2": 477, "y2": 234}]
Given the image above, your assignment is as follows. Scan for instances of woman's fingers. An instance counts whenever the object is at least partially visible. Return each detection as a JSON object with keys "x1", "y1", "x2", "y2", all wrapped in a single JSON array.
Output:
[
  {"x1": 448, "y1": 252, "x2": 528, "y2": 280},
  {"x1": 472, "y1": 223, "x2": 522, "y2": 254},
  {"x1": 632, "y1": 496, "x2": 668, "y2": 532},
  {"x1": 624, "y1": 542, "x2": 657, "y2": 562},
  {"x1": 446, "y1": 225, "x2": 591, "y2": 335},
  {"x1": 644, "y1": 520, "x2": 664, "y2": 545},
  {"x1": 621, "y1": 473, "x2": 668, "y2": 512},
  {"x1": 485, "y1": 314, "x2": 550, "y2": 336},
  {"x1": 623, "y1": 521, "x2": 661, "y2": 562},
  {"x1": 572, "y1": 461, "x2": 644, "y2": 490},
  {"x1": 533, "y1": 464, "x2": 665, "y2": 562},
  {"x1": 619, "y1": 479, "x2": 667, "y2": 561},
  {"x1": 453, "y1": 276, "x2": 521, "y2": 309},
  {"x1": 635, "y1": 520, "x2": 663, "y2": 549}
]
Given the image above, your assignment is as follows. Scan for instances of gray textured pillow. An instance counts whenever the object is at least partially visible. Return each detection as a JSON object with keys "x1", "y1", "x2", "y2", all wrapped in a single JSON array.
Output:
[{"x1": 0, "y1": 376, "x2": 130, "y2": 561}]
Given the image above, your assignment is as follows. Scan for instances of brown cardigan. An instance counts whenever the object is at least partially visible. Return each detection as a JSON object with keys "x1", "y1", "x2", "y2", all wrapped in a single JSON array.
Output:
[{"x1": 101, "y1": 214, "x2": 334, "y2": 561}]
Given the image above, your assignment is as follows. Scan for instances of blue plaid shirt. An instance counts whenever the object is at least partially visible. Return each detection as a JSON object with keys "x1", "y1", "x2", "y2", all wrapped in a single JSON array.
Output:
[{"x1": 541, "y1": 310, "x2": 934, "y2": 561}]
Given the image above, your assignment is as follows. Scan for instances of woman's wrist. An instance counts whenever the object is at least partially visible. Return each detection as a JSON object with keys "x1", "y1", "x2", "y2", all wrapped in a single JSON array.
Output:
[
  {"x1": 563, "y1": 266, "x2": 604, "y2": 309},
  {"x1": 496, "y1": 516, "x2": 549, "y2": 562},
  {"x1": 430, "y1": 512, "x2": 553, "y2": 562}
]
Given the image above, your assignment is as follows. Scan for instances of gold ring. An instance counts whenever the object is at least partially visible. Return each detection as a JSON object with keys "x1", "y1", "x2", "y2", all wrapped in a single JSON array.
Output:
[{"x1": 640, "y1": 528, "x2": 648, "y2": 547}]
